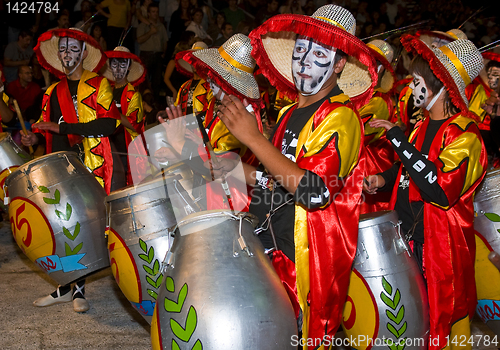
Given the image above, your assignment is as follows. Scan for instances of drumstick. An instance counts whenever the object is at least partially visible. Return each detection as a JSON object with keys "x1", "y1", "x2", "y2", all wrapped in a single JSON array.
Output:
[{"x1": 12, "y1": 99, "x2": 33, "y2": 154}]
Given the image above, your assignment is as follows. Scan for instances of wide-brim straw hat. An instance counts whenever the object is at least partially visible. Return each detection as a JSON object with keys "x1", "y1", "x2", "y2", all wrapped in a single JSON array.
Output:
[
  {"x1": 366, "y1": 39, "x2": 396, "y2": 93},
  {"x1": 34, "y1": 28, "x2": 106, "y2": 79},
  {"x1": 248, "y1": 4, "x2": 377, "y2": 109},
  {"x1": 415, "y1": 28, "x2": 467, "y2": 47},
  {"x1": 103, "y1": 46, "x2": 146, "y2": 86},
  {"x1": 175, "y1": 41, "x2": 209, "y2": 78},
  {"x1": 184, "y1": 34, "x2": 261, "y2": 104},
  {"x1": 401, "y1": 34, "x2": 483, "y2": 113}
]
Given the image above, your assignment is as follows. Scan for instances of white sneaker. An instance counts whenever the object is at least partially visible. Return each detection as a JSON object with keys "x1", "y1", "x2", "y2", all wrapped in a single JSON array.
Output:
[{"x1": 33, "y1": 289, "x2": 72, "y2": 307}]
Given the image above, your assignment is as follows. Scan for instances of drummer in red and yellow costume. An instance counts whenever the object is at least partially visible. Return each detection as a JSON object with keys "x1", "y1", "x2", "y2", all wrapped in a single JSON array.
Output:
[
  {"x1": 174, "y1": 41, "x2": 213, "y2": 116},
  {"x1": 213, "y1": 5, "x2": 377, "y2": 348},
  {"x1": 0, "y1": 66, "x2": 16, "y2": 132},
  {"x1": 359, "y1": 39, "x2": 397, "y2": 213},
  {"x1": 155, "y1": 34, "x2": 263, "y2": 211},
  {"x1": 21, "y1": 28, "x2": 121, "y2": 313},
  {"x1": 396, "y1": 28, "x2": 468, "y2": 135},
  {"x1": 103, "y1": 46, "x2": 146, "y2": 185},
  {"x1": 467, "y1": 52, "x2": 500, "y2": 165},
  {"x1": 365, "y1": 36, "x2": 487, "y2": 349}
]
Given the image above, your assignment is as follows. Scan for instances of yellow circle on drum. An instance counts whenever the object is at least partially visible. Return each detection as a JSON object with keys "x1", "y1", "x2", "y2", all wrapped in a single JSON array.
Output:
[
  {"x1": 151, "y1": 306, "x2": 162, "y2": 350},
  {"x1": 342, "y1": 268, "x2": 379, "y2": 349},
  {"x1": 9, "y1": 197, "x2": 55, "y2": 261},
  {"x1": 0, "y1": 166, "x2": 19, "y2": 200},
  {"x1": 475, "y1": 231, "x2": 500, "y2": 300},
  {"x1": 107, "y1": 227, "x2": 142, "y2": 303}
]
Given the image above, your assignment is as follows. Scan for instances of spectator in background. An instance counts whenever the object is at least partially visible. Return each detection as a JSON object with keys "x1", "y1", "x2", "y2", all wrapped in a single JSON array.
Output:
[
  {"x1": 186, "y1": 8, "x2": 213, "y2": 45},
  {"x1": 222, "y1": 0, "x2": 247, "y2": 32},
  {"x1": 3, "y1": 30, "x2": 34, "y2": 84},
  {"x1": 137, "y1": 3, "x2": 168, "y2": 100},
  {"x1": 213, "y1": 22, "x2": 233, "y2": 47},
  {"x1": 91, "y1": 23, "x2": 108, "y2": 51},
  {"x1": 163, "y1": 31, "x2": 195, "y2": 102},
  {"x1": 207, "y1": 11, "x2": 226, "y2": 42},
  {"x1": 6, "y1": 65, "x2": 42, "y2": 113},
  {"x1": 30, "y1": 54, "x2": 52, "y2": 90},
  {"x1": 75, "y1": 10, "x2": 94, "y2": 34},
  {"x1": 96, "y1": 0, "x2": 132, "y2": 49},
  {"x1": 279, "y1": 0, "x2": 304, "y2": 15},
  {"x1": 168, "y1": 0, "x2": 192, "y2": 60},
  {"x1": 255, "y1": 0, "x2": 279, "y2": 25},
  {"x1": 190, "y1": 0, "x2": 213, "y2": 32},
  {"x1": 51, "y1": 13, "x2": 71, "y2": 30}
]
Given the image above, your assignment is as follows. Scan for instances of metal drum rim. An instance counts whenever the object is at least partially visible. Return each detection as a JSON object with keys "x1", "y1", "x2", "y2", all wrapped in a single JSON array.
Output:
[
  {"x1": 0, "y1": 131, "x2": 13, "y2": 143},
  {"x1": 358, "y1": 210, "x2": 399, "y2": 229},
  {"x1": 105, "y1": 175, "x2": 180, "y2": 202},
  {"x1": 177, "y1": 209, "x2": 259, "y2": 229},
  {"x1": 153, "y1": 161, "x2": 190, "y2": 178},
  {"x1": 4, "y1": 151, "x2": 81, "y2": 186}
]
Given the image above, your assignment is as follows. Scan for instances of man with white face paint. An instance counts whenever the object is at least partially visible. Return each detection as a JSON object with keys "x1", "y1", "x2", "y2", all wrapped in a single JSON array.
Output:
[
  {"x1": 21, "y1": 28, "x2": 121, "y2": 313},
  {"x1": 365, "y1": 36, "x2": 487, "y2": 348},
  {"x1": 467, "y1": 53, "x2": 500, "y2": 164},
  {"x1": 103, "y1": 46, "x2": 146, "y2": 185},
  {"x1": 214, "y1": 5, "x2": 378, "y2": 347}
]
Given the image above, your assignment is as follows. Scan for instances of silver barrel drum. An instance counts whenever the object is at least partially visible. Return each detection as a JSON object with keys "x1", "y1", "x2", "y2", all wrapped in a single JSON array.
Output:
[
  {"x1": 0, "y1": 132, "x2": 31, "y2": 200},
  {"x1": 105, "y1": 175, "x2": 178, "y2": 324},
  {"x1": 473, "y1": 168, "x2": 500, "y2": 336},
  {"x1": 5, "y1": 151, "x2": 109, "y2": 286},
  {"x1": 151, "y1": 210, "x2": 298, "y2": 349},
  {"x1": 342, "y1": 210, "x2": 429, "y2": 349}
]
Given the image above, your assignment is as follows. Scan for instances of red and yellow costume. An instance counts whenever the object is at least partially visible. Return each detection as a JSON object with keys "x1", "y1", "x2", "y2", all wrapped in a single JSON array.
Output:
[
  {"x1": 175, "y1": 78, "x2": 212, "y2": 115},
  {"x1": 360, "y1": 89, "x2": 396, "y2": 213},
  {"x1": 271, "y1": 93, "x2": 365, "y2": 342},
  {"x1": 38, "y1": 69, "x2": 121, "y2": 194},
  {"x1": 466, "y1": 76, "x2": 491, "y2": 131},
  {"x1": 388, "y1": 114, "x2": 486, "y2": 348}
]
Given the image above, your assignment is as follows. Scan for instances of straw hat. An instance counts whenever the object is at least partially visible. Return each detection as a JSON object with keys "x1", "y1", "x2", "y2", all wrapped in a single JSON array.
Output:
[
  {"x1": 175, "y1": 41, "x2": 209, "y2": 78},
  {"x1": 103, "y1": 46, "x2": 146, "y2": 86},
  {"x1": 34, "y1": 28, "x2": 106, "y2": 79},
  {"x1": 415, "y1": 28, "x2": 467, "y2": 47},
  {"x1": 366, "y1": 39, "x2": 396, "y2": 93},
  {"x1": 248, "y1": 4, "x2": 377, "y2": 108},
  {"x1": 401, "y1": 34, "x2": 484, "y2": 112},
  {"x1": 184, "y1": 34, "x2": 261, "y2": 102}
]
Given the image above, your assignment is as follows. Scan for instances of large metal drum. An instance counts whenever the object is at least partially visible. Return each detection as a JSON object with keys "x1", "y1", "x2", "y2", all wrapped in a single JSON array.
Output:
[
  {"x1": 473, "y1": 168, "x2": 500, "y2": 335},
  {"x1": 342, "y1": 210, "x2": 429, "y2": 349},
  {"x1": 105, "y1": 175, "x2": 178, "y2": 324},
  {"x1": 151, "y1": 210, "x2": 298, "y2": 350},
  {"x1": 0, "y1": 132, "x2": 30, "y2": 200},
  {"x1": 5, "y1": 151, "x2": 109, "y2": 286}
]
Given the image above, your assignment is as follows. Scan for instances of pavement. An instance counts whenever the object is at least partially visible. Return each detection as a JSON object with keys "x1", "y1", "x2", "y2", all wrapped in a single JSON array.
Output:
[{"x1": 0, "y1": 219, "x2": 498, "y2": 350}]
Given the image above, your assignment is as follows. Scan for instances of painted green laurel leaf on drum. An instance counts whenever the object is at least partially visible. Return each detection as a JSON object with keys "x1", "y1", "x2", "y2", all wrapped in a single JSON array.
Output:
[
  {"x1": 485, "y1": 212, "x2": 500, "y2": 222},
  {"x1": 62, "y1": 222, "x2": 81, "y2": 241},
  {"x1": 43, "y1": 189, "x2": 60, "y2": 204},
  {"x1": 65, "y1": 242, "x2": 83, "y2": 255},
  {"x1": 165, "y1": 283, "x2": 188, "y2": 313},
  {"x1": 380, "y1": 276, "x2": 407, "y2": 349},
  {"x1": 146, "y1": 274, "x2": 163, "y2": 289},
  {"x1": 171, "y1": 334, "x2": 202, "y2": 350},
  {"x1": 38, "y1": 186, "x2": 50, "y2": 193},
  {"x1": 172, "y1": 339, "x2": 181, "y2": 350},
  {"x1": 166, "y1": 276, "x2": 175, "y2": 293},
  {"x1": 170, "y1": 306, "x2": 197, "y2": 342},
  {"x1": 138, "y1": 243, "x2": 154, "y2": 263},
  {"x1": 18, "y1": 153, "x2": 29, "y2": 160},
  {"x1": 55, "y1": 203, "x2": 72, "y2": 221}
]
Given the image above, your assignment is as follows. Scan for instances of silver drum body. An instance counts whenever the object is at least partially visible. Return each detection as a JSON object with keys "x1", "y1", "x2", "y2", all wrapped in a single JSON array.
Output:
[
  {"x1": 105, "y1": 175, "x2": 177, "y2": 324},
  {"x1": 151, "y1": 210, "x2": 298, "y2": 349},
  {"x1": 0, "y1": 132, "x2": 30, "y2": 200},
  {"x1": 5, "y1": 151, "x2": 109, "y2": 286},
  {"x1": 342, "y1": 210, "x2": 429, "y2": 349},
  {"x1": 473, "y1": 168, "x2": 500, "y2": 335}
]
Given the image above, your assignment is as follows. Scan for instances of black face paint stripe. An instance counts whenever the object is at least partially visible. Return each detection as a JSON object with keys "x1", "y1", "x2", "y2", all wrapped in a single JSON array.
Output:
[{"x1": 313, "y1": 60, "x2": 331, "y2": 68}]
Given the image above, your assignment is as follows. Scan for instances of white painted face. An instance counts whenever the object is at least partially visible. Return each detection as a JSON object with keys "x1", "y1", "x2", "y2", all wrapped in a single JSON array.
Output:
[
  {"x1": 409, "y1": 74, "x2": 430, "y2": 108},
  {"x1": 110, "y1": 58, "x2": 130, "y2": 82},
  {"x1": 58, "y1": 37, "x2": 84, "y2": 70},
  {"x1": 292, "y1": 38, "x2": 336, "y2": 96},
  {"x1": 431, "y1": 38, "x2": 451, "y2": 49},
  {"x1": 209, "y1": 80, "x2": 225, "y2": 101},
  {"x1": 487, "y1": 66, "x2": 500, "y2": 89}
]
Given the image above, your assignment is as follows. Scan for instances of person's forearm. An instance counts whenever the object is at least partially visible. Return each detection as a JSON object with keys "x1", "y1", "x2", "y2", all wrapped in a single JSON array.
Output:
[
  {"x1": 246, "y1": 133, "x2": 305, "y2": 194},
  {"x1": 4, "y1": 58, "x2": 29, "y2": 67},
  {"x1": 0, "y1": 98, "x2": 14, "y2": 123},
  {"x1": 136, "y1": 31, "x2": 152, "y2": 44},
  {"x1": 59, "y1": 118, "x2": 117, "y2": 137}
]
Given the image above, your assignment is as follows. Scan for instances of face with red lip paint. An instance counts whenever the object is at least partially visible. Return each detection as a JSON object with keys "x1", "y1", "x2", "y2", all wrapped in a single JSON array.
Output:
[
  {"x1": 292, "y1": 38, "x2": 336, "y2": 96},
  {"x1": 58, "y1": 37, "x2": 84, "y2": 71}
]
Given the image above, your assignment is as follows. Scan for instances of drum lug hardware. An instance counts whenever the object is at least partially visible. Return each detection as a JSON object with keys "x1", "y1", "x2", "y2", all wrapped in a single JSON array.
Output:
[
  {"x1": 393, "y1": 220, "x2": 411, "y2": 257},
  {"x1": 234, "y1": 216, "x2": 253, "y2": 257},
  {"x1": 21, "y1": 170, "x2": 37, "y2": 192},
  {"x1": 265, "y1": 247, "x2": 276, "y2": 255},
  {"x1": 63, "y1": 154, "x2": 77, "y2": 174},
  {"x1": 127, "y1": 195, "x2": 145, "y2": 234}
]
